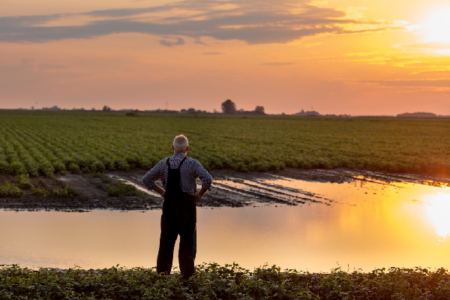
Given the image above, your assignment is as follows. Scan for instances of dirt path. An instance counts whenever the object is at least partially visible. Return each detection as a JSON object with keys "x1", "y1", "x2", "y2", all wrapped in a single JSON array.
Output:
[{"x1": 0, "y1": 168, "x2": 448, "y2": 211}]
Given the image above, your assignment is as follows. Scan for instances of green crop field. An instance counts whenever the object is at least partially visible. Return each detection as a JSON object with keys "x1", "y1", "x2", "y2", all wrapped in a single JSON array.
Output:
[{"x1": 0, "y1": 111, "x2": 449, "y2": 177}]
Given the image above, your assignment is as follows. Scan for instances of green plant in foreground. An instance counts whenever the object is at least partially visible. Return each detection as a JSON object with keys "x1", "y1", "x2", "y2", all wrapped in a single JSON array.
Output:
[
  {"x1": 0, "y1": 182, "x2": 22, "y2": 198},
  {"x1": 107, "y1": 181, "x2": 140, "y2": 196},
  {"x1": 16, "y1": 174, "x2": 33, "y2": 190},
  {"x1": 31, "y1": 187, "x2": 50, "y2": 197},
  {"x1": 1, "y1": 263, "x2": 450, "y2": 299},
  {"x1": 101, "y1": 176, "x2": 112, "y2": 184},
  {"x1": 53, "y1": 185, "x2": 80, "y2": 197}
]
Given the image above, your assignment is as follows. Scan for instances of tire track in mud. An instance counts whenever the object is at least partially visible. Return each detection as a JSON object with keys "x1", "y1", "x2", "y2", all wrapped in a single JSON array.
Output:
[
  {"x1": 234, "y1": 179, "x2": 323, "y2": 200},
  {"x1": 212, "y1": 182, "x2": 301, "y2": 206},
  {"x1": 212, "y1": 178, "x2": 331, "y2": 206}
]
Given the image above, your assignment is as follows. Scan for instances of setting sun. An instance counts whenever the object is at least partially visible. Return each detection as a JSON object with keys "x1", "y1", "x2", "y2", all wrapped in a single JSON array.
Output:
[{"x1": 425, "y1": 9, "x2": 450, "y2": 42}]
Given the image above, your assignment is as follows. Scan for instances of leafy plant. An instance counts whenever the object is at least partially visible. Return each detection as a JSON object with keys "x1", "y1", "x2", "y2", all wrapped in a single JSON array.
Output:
[
  {"x1": 53, "y1": 185, "x2": 80, "y2": 198},
  {"x1": 30, "y1": 187, "x2": 50, "y2": 197},
  {"x1": 68, "y1": 162, "x2": 81, "y2": 174},
  {"x1": 0, "y1": 182, "x2": 22, "y2": 198},
  {"x1": 16, "y1": 174, "x2": 33, "y2": 190},
  {"x1": 101, "y1": 176, "x2": 112, "y2": 184},
  {"x1": 1, "y1": 263, "x2": 450, "y2": 299},
  {"x1": 107, "y1": 181, "x2": 140, "y2": 196}
]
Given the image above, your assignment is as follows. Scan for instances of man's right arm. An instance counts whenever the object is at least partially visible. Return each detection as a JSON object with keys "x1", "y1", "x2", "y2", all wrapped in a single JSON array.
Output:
[{"x1": 142, "y1": 159, "x2": 166, "y2": 197}]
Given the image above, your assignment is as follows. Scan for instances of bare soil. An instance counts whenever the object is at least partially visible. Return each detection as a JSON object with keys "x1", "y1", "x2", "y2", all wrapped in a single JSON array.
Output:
[{"x1": 0, "y1": 168, "x2": 448, "y2": 212}]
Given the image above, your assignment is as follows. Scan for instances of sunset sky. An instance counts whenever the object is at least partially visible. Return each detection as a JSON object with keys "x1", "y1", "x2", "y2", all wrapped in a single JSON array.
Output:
[{"x1": 1, "y1": 0, "x2": 450, "y2": 115}]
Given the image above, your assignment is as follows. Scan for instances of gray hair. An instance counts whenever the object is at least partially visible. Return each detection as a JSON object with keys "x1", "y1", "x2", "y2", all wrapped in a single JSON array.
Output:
[{"x1": 173, "y1": 134, "x2": 189, "y2": 152}]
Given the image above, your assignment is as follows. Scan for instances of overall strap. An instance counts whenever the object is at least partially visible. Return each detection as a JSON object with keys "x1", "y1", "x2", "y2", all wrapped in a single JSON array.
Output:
[
  {"x1": 166, "y1": 156, "x2": 188, "y2": 170},
  {"x1": 177, "y1": 157, "x2": 188, "y2": 169}
]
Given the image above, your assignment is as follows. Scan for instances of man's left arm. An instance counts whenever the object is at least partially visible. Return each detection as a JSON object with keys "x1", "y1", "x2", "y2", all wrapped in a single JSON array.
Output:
[{"x1": 193, "y1": 162, "x2": 212, "y2": 205}]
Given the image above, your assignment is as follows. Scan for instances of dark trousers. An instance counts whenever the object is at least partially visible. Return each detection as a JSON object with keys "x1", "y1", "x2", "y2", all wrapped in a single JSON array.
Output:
[{"x1": 157, "y1": 194, "x2": 197, "y2": 278}]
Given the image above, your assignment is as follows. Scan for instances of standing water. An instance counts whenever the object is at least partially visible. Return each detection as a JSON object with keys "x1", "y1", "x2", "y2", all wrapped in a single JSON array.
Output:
[{"x1": 1, "y1": 173, "x2": 449, "y2": 272}]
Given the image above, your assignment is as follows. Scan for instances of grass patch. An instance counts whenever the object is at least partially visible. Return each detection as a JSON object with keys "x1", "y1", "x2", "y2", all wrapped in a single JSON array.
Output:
[
  {"x1": 53, "y1": 185, "x2": 80, "y2": 198},
  {"x1": 68, "y1": 163, "x2": 81, "y2": 174},
  {"x1": 16, "y1": 174, "x2": 33, "y2": 190},
  {"x1": 107, "y1": 181, "x2": 140, "y2": 196},
  {"x1": 1, "y1": 263, "x2": 450, "y2": 299},
  {"x1": 0, "y1": 182, "x2": 22, "y2": 198},
  {"x1": 101, "y1": 176, "x2": 112, "y2": 184},
  {"x1": 31, "y1": 187, "x2": 50, "y2": 197}
]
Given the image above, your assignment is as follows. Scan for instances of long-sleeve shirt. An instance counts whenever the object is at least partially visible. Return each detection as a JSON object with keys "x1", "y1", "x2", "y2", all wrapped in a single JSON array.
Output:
[{"x1": 142, "y1": 152, "x2": 212, "y2": 194}]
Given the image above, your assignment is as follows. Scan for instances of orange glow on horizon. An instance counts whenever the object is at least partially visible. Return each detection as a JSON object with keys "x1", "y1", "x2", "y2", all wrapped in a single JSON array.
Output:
[{"x1": 0, "y1": 0, "x2": 449, "y2": 115}]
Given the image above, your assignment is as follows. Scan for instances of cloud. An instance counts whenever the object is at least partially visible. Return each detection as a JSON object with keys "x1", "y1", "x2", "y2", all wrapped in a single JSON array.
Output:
[
  {"x1": 0, "y1": 15, "x2": 62, "y2": 29},
  {"x1": 39, "y1": 64, "x2": 70, "y2": 70},
  {"x1": 159, "y1": 37, "x2": 185, "y2": 47},
  {"x1": 21, "y1": 59, "x2": 35, "y2": 65},
  {"x1": 20, "y1": 59, "x2": 35, "y2": 68},
  {"x1": 84, "y1": 6, "x2": 172, "y2": 18},
  {"x1": 194, "y1": 39, "x2": 208, "y2": 46},
  {"x1": 366, "y1": 80, "x2": 450, "y2": 87},
  {"x1": 398, "y1": 42, "x2": 450, "y2": 50},
  {"x1": 412, "y1": 70, "x2": 450, "y2": 76},
  {"x1": 0, "y1": 0, "x2": 403, "y2": 45},
  {"x1": 261, "y1": 62, "x2": 296, "y2": 66}
]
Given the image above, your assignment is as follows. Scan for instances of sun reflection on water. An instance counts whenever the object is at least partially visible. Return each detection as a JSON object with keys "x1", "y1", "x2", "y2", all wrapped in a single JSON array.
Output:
[{"x1": 426, "y1": 191, "x2": 450, "y2": 240}]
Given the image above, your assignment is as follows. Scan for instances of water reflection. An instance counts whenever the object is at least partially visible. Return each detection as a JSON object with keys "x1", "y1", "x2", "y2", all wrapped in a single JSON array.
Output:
[
  {"x1": 426, "y1": 191, "x2": 450, "y2": 240},
  {"x1": 1, "y1": 177, "x2": 449, "y2": 272}
]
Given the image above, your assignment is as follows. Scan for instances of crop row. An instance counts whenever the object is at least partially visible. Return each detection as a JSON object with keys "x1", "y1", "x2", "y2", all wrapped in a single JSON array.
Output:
[
  {"x1": 0, "y1": 113, "x2": 449, "y2": 177},
  {"x1": 1, "y1": 263, "x2": 450, "y2": 299}
]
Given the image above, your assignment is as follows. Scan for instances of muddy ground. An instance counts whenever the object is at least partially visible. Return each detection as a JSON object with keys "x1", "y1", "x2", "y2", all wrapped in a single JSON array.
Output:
[{"x1": 0, "y1": 168, "x2": 448, "y2": 212}]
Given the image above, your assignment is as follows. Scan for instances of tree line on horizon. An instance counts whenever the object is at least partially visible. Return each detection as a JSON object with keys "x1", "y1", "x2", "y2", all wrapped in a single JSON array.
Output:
[
  {"x1": 220, "y1": 99, "x2": 265, "y2": 115},
  {"x1": 34, "y1": 100, "x2": 265, "y2": 115},
  {"x1": 103, "y1": 99, "x2": 267, "y2": 115},
  {"x1": 15, "y1": 103, "x2": 448, "y2": 118}
]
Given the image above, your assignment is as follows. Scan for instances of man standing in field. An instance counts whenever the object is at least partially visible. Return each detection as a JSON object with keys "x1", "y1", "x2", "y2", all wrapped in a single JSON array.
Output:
[{"x1": 142, "y1": 135, "x2": 212, "y2": 279}]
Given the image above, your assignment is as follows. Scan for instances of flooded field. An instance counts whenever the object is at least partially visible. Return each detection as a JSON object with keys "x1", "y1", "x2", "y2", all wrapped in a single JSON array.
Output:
[{"x1": 1, "y1": 169, "x2": 449, "y2": 272}]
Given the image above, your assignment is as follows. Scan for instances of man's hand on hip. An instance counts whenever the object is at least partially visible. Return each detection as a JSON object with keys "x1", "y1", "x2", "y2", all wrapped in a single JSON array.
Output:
[
  {"x1": 193, "y1": 193, "x2": 202, "y2": 205},
  {"x1": 153, "y1": 185, "x2": 166, "y2": 198},
  {"x1": 193, "y1": 188, "x2": 208, "y2": 205}
]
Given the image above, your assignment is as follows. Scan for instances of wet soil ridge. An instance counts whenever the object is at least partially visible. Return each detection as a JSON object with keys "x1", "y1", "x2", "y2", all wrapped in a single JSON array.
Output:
[{"x1": 0, "y1": 168, "x2": 448, "y2": 211}]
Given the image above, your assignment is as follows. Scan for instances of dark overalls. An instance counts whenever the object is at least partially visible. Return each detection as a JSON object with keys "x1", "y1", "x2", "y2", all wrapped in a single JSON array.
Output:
[{"x1": 157, "y1": 157, "x2": 197, "y2": 279}]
